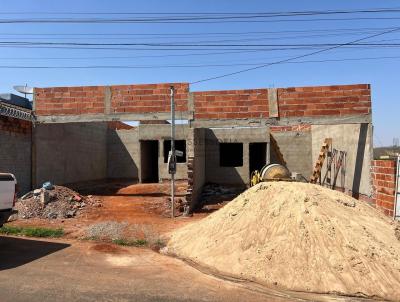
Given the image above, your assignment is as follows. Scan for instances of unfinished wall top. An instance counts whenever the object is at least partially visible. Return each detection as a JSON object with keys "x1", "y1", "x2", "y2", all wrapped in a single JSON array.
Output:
[
  {"x1": 35, "y1": 82, "x2": 189, "y2": 122},
  {"x1": 34, "y1": 83, "x2": 371, "y2": 123}
]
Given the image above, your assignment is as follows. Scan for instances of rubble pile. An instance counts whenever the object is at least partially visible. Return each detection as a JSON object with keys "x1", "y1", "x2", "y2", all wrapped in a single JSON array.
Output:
[
  {"x1": 15, "y1": 185, "x2": 102, "y2": 219},
  {"x1": 200, "y1": 183, "x2": 244, "y2": 211}
]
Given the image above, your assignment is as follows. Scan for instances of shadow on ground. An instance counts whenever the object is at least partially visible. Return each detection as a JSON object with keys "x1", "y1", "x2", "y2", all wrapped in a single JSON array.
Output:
[{"x1": 0, "y1": 236, "x2": 70, "y2": 271}]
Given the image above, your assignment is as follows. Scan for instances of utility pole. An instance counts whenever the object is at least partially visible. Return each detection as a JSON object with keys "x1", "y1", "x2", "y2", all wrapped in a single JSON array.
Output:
[{"x1": 170, "y1": 86, "x2": 176, "y2": 218}]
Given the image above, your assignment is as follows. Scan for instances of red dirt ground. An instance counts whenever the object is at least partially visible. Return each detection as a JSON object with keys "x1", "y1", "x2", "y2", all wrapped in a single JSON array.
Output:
[{"x1": 11, "y1": 181, "x2": 208, "y2": 239}]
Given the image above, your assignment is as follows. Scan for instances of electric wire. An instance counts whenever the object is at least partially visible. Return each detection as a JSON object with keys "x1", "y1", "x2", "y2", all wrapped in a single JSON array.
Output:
[
  {"x1": 0, "y1": 55, "x2": 399, "y2": 69},
  {"x1": 190, "y1": 26, "x2": 400, "y2": 84}
]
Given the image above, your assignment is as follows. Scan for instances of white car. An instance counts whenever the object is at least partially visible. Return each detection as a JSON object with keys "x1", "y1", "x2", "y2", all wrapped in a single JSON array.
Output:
[{"x1": 0, "y1": 173, "x2": 17, "y2": 227}]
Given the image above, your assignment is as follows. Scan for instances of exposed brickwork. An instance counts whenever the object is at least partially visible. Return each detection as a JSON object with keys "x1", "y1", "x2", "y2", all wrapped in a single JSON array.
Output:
[
  {"x1": 111, "y1": 83, "x2": 189, "y2": 113},
  {"x1": 193, "y1": 89, "x2": 269, "y2": 119},
  {"x1": 35, "y1": 83, "x2": 371, "y2": 120},
  {"x1": 35, "y1": 86, "x2": 105, "y2": 116},
  {"x1": 0, "y1": 115, "x2": 32, "y2": 135},
  {"x1": 278, "y1": 84, "x2": 371, "y2": 118},
  {"x1": 371, "y1": 160, "x2": 397, "y2": 217},
  {"x1": 35, "y1": 83, "x2": 189, "y2": 116}
]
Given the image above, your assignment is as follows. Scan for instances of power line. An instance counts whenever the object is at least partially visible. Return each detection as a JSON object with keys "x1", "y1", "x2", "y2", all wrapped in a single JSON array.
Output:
[
  {"x1": 1, "y1": 16, "x2": 400, "y2": 24},
  {"x1": 0, "y1": 26, "x2": 395, "y2": 36},
  {"x1": 0, "y1": 31, "x2": 398, "y2": 44},
  {"x1": 1, "y1": 41, "x2": 399, "y2": 47},
  {"x1": 0, "y1": 7, "x2": 398, "y2": 14},
  {"x1": 1, "y1": 8, "x2": 400, "y2": 24},
  {"x1": 0, "y1": 44, "x2": 397, "y2": 52},
  {"x1": 0, "y1": 55, "x2": 399, "y2": 69},
  {"x1": 1, "y1": 7, "x2": 400, "y2": 16},
  {"x1": 190, "y1": 26, "x2": 400, "y2": 84}
]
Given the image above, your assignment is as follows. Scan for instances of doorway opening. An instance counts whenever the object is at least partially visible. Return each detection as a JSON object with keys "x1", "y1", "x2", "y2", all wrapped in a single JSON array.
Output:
[
  {"x1": 249, "y1": 143, "x2": 267, "y2": 175},
  {"x1": 140, "y1": 140, "x2": 159, "y2": 183}
]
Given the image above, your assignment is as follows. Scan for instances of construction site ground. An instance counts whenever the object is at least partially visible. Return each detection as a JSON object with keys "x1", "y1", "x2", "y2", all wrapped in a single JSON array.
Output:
[
  {"x1": 1, "y1": 181, "x2": 381, "y2": 301},
  {"x1": 10, "y1": 180, "x2": 207, "y2": 239}
]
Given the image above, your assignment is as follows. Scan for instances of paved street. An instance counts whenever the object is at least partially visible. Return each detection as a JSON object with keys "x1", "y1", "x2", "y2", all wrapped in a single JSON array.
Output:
[{"x1": 0, "y1": 236, "x2": 293, "y2": 302}]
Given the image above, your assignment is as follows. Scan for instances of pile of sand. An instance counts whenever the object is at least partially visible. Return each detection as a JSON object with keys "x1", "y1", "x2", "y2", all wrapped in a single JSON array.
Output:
[{"x1": 167, "y1": 182, "x2": 400, "y2": 300}]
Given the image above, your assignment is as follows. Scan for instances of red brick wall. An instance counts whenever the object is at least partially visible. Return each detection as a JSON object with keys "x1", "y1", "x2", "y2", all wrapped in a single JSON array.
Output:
[
  {"x1": 193, "y1": 84, "x2": 370, "y2": 120},
  {"x1": 0, "y1": 116, "x2": 32, "y2": 135},
  {"x1": 111, "y1": 83, "x2": 188, "y2": 114},
  {"x1": 35, "y1": 86, "x2": 105, "y2": 116},
  {"x1": 193, "y1": 89, "x2": 269, "y2": 119},
  {"x1": 35, "y1": 83, "x2": 371, "y2": 119},
  {"x1": 35, "y1": 83, "x2": 189, "y2": 116},
  {"x1": 278, "y1": 84, "x2": 371, "y2": 118},
  {"x1": 371, "y1": 160, "x2": 397, "y2": 217}
]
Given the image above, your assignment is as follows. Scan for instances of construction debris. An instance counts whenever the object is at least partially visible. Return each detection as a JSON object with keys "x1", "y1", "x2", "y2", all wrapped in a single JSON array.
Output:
[
  {"x1": 15, "y1": 185, "x2": 102, "y2": 219},
  {"x1": 199, "y1": 183, "x2": 244, "y2": 211},
  {"x1": 166, "y1": 182, "x2": 400, "y2": 300},
  {"x1": 145, "y1": 197, "x2": 186, "y2": 217}
]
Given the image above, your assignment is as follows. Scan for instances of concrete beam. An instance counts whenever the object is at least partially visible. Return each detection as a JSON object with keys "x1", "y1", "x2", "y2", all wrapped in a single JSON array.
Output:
[
  {"x1": 35, "y1": 112, "x2": 192, "y2": 124},
  {"x1": 192, "y1": 114, "x2": 371, "y2": 128}
]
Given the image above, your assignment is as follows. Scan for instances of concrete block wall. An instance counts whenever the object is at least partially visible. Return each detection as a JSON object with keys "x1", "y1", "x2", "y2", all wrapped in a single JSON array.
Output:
[
  {"x1": 270, "y1": 125, "x2": 312, "y2": 178},
  {"x1": 188, "y1": 128, "x2": 206, "y2": 209},
  {"x1": 0, "y1": 116, "x2": 32, "y2": 194},
  {"x1": 138, "y1": 124, "x2": 190, "y2": 181},
  {"x1": 204, "y1": 127, "x2": 269, "y2": 185},
  {"x1": 371, "y1": 160, "x2": 397, "y2": 217},
  {"x1": 35, "y1": 83, "x2": 189, "y2": 116},
  {"x1": 311, "y1": 123, "x2": 372, "y2": 197},
  {"x1": 34, "y1": 122, "x2": 108, "y2": 186},
  {"x1": 107, "y1": 127, "x2": 139, "y2": 180}
]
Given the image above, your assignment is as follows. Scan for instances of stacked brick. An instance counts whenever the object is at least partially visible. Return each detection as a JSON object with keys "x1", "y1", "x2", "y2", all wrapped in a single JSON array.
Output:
[
  {"x1": 277, "y1": 84, "x2": 371, "y2": 118},
  {"x1": 371, "y1": 160, "x2": 397, "y2": 217},
  {"x1": 35, "y1": 86, "x2": 105, "y2": 116},
  {"x1": 34, "y1": 83, "x2": 371, "y2": 120},
  {"x1": 0, "y1": 116, "x2": 31, "y2": 135},
  {"x1": 193, "y1": 89, "x2": 269, "y2": 119},
  {"x1": 111, "y1": 83, "x2": 189, "y2": 113},
  {"x1": 35, "y1": 83, "x2": 189, "y2": 116}
]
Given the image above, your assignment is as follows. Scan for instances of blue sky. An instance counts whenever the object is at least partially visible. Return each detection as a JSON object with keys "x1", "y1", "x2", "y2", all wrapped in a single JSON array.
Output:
[{"x1": 0, "y1": 0, "x2": 399, "y2": 145}]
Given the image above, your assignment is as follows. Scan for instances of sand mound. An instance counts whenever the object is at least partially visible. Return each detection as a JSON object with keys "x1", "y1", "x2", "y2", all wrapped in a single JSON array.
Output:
[{"x1": 167, "y1": 182, "x2": 400, "y2": 300}]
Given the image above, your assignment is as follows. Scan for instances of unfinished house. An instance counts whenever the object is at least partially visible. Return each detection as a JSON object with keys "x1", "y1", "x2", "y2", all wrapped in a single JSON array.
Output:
[{"x1": 29, "y1": 82, "x2": 374, "y2": 210}]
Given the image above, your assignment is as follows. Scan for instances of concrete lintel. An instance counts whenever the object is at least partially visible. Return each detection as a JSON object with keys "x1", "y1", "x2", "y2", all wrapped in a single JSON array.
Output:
[
  {"x1": 192, "y1": 119, "x2": 264, "y2": 128},
  {"x1": 192, "y1": 114, "x2": 371, "y2": 128},
  {"x1": 35, "y1": 111, "x2": 192, "y2": 124},
  {"x1": 270, "y1": 114, "x2": 372, "y2": 126}
]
